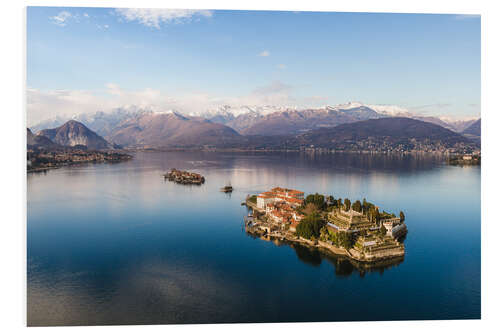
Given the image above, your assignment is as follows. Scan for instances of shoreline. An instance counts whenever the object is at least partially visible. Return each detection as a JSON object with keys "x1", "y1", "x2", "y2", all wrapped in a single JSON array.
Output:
[
  {"x1": 245, "y1": 225, "x2": 405, "y2": 264},
  {"x1": 125, "y1": 147, "x2": 476, "y2": 155},
  {"x1": 27, "y1": 156, "x2": 132, "y2": 174}
]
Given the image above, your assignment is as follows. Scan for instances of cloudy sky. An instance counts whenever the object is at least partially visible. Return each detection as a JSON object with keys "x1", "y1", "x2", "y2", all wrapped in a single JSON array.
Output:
[{"x1": 27, "y1": 7, "x2": 480, "y2": 125}]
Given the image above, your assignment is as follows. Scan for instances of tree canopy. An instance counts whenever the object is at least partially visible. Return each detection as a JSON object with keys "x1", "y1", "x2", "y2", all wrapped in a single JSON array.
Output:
[
  {"x1": 352, "y1": 200, "x2": 362, "y2": 212},
  {"x1": 295, "y1": 212, "x2": 326, "y2": 240},
  {"x1": 304, "y1": 193, "x2": 326, "y2": 211}
]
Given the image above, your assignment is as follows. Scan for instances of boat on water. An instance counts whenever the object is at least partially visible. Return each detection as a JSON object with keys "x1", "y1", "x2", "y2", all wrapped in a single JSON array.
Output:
[{"x1": 220, "y1": 183, "x2": 233, "y2": 193}]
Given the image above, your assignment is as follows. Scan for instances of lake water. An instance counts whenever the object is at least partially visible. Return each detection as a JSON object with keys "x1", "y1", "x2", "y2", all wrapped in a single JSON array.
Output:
[{"x1": 27, "y1": 151, "x2": 481, "y2": 326}]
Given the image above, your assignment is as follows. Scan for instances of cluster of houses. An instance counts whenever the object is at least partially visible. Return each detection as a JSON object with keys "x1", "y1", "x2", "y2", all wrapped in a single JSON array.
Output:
[
  {"x1": 27, "y1": 149, "x2": 131, "y2": 172},
  {"x1": 256, "y1": 187, "x2": 306, "y2": 232}
]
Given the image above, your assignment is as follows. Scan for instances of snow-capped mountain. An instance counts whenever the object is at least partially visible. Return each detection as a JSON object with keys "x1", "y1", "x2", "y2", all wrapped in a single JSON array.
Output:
[
  {"x1": 30, "y1": 106, "x2": 154, "y2": 137},
  {"x1": 30, "y1": 101, "x2": 479, "y2": 138},
  {"x1": 195, "y1": 105, "x2": 295, "y2": 125}
]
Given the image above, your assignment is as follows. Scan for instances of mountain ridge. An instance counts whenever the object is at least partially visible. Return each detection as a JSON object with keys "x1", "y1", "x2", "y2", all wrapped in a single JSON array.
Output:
[
  {"x1": 38, "y1": 120, "x2": 113, "y2": 150},
  {"x1": 31, "y1": 102, "x2": 479, "y2": 137}
]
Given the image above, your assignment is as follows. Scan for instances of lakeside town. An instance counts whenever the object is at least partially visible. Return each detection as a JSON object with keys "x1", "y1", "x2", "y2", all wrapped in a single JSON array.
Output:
[
  {"x1": 448, "y1": 153, "x2": 481, "y2": 166},
  {"x1": 244, "y1": 187, "x2": 407, "y2": 263},
  {"x1": 27, "y1": 149, "x2": 132, "y2": 173}
]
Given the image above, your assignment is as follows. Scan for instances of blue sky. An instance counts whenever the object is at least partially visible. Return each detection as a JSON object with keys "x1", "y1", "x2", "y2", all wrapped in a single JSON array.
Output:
[{"x1": 27, "y1": 7, "x2": 480, "y2": 124}]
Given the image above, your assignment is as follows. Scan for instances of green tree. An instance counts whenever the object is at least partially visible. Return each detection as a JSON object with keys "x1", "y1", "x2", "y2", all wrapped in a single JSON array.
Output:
[
  {"x1": 374, "y1": 208, "x2": 381, "y2": 225},
  {"x1": 337, "y1": 231, "x2": 354, "y2": 249},
  {"x1": 304, "y1": 193, "x2": 326, "y2": 211},
  {"x1": 352, "y1": 200, "x2": 362, "y2": 212},
  {"x1": 400, "y1": 211, "x2": 405, "y2": 223},
  {"x1": 344, "y1": 198, "x2": 351, "y2": 211},
  {"x1": 379, "y1": 224, "x2": 387, "y2": 237},
  {"x1": 295, "y1": 212, "x2": 326, "y2": 240},
  {"x1": 362, "y1": 198, "x2": 368, "y2": 212}
]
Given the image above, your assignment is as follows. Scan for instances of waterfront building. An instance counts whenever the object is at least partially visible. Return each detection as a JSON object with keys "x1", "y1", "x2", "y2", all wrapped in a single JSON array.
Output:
[
  {"x1": 381, "y1": 217, "x2": 407, "y2": 238},
  {"x1": 256, "y1": 187, "x2": 304, "y2": 209}
]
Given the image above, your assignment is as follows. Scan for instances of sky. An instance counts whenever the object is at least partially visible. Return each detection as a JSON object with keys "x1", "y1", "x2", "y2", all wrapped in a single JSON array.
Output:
[{"x1": 27, "y1": 7, "x2": 481, "y2": 125}]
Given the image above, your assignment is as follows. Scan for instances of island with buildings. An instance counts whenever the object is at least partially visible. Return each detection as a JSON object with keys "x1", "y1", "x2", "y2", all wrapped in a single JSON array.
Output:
[
  {"x1": 164, "y1": 168, "x2": 205, "y2": 185},
  {"x1": 244, "y1": 187, "x2": 407, "y2": 263}
]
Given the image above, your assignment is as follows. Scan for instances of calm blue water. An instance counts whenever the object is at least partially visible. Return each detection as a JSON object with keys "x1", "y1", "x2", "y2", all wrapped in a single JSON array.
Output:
[{"x1": 27, "y1": 151, "x2": 481, "y2": 326}]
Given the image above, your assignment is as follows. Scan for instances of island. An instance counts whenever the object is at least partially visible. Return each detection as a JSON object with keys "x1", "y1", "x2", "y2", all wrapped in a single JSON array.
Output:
[
  {"x1": 244, "y1": 187, "x2": 407, "y2": 263},
  {"x1": 164, "y1": 168, "x2": 205, "y2": 185},
  {"x1": 27, "y1": 149, "x2": 132, "y2": 173}
]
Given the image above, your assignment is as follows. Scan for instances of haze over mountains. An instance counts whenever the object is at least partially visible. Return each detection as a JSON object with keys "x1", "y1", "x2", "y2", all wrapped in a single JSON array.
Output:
[{"x1": 28, "y1": 102, "x2": 480, "y2": 151}]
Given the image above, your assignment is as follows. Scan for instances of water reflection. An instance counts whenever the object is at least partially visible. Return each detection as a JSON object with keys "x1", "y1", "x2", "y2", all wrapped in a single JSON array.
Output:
[
  {"x1": 252, "y1": 236, "x2": 405, "y2": 277},
  {"x1": 27, "y1": 151, "x2": 480, "y2": 325}
]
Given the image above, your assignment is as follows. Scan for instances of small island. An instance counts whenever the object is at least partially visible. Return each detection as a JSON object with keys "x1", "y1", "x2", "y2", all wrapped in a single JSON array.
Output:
[
  {"x1": 164, "y1": 168, "x2": 205, "y2": 185},
  {"x1": 244, "y1": 187, "x2": 407, "y2": 263}
]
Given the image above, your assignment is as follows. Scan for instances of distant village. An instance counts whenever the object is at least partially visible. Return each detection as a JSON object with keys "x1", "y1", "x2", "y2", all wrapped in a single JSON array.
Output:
[
  {"x1": 245, "y1": 187, "x2": 407, "y2": 262},
  {"x1": 448, "y1": 153, "x2": 481, "y2": 166},
  {"x1": 27, "y1": 149, "x2": 132, "y2": 173}
]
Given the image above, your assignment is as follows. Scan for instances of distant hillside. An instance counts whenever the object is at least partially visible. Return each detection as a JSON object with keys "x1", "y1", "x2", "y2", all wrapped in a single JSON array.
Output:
[
  {"x1": 106, "y1": 111, "x2": 242, "y2": 148},
  {"x1": 27, "y1": 128, "x2": 60, "y2": 149},
  {"x1": 462, "y1": 119, "x2": 481, "y2": 136},
  {"x1": 272, "y1": 117, "x2": 474, "y2": 151},
  {"x1": 236, "y1": 107, "x2": 382, "y2": 136},
  {"x1": 38, "y1": 120, "x2": 112, "y2": 150}
]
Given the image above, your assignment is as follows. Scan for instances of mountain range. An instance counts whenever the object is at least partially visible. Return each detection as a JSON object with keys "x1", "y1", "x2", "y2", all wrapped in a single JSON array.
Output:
[
  {"x1": 30, "y1": 102, "x2": 479, "y2": 138},
  {"x1": 28, "y1": 102, "x2": 480, "y2": 151}
]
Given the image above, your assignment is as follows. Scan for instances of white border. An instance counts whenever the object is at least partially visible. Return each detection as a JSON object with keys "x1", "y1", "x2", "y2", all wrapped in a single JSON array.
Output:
[{"x1": 2, "y1": 1, "x2": 499, "y2": 332}]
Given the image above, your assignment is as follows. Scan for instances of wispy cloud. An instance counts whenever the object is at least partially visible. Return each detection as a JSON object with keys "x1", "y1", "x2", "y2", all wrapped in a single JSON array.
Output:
[
  {"x1": 411, "y1": 103, "x2": 451, "y2": 110},
  {"x1": 114, "y1": 8, "x2": 212, "y2": 29},
  {"x1": 258, "y1": 50, "x2": 270, "y2": 57},
  {"x1": 277, "y1": 64, "x2": 287, "y2": 70},
  {"x1": 252, "y1": 81, "x2": 292, "y2": 95},
  {"x1": 49, "y1": 11, "x2": 73, "y2": 27}
]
